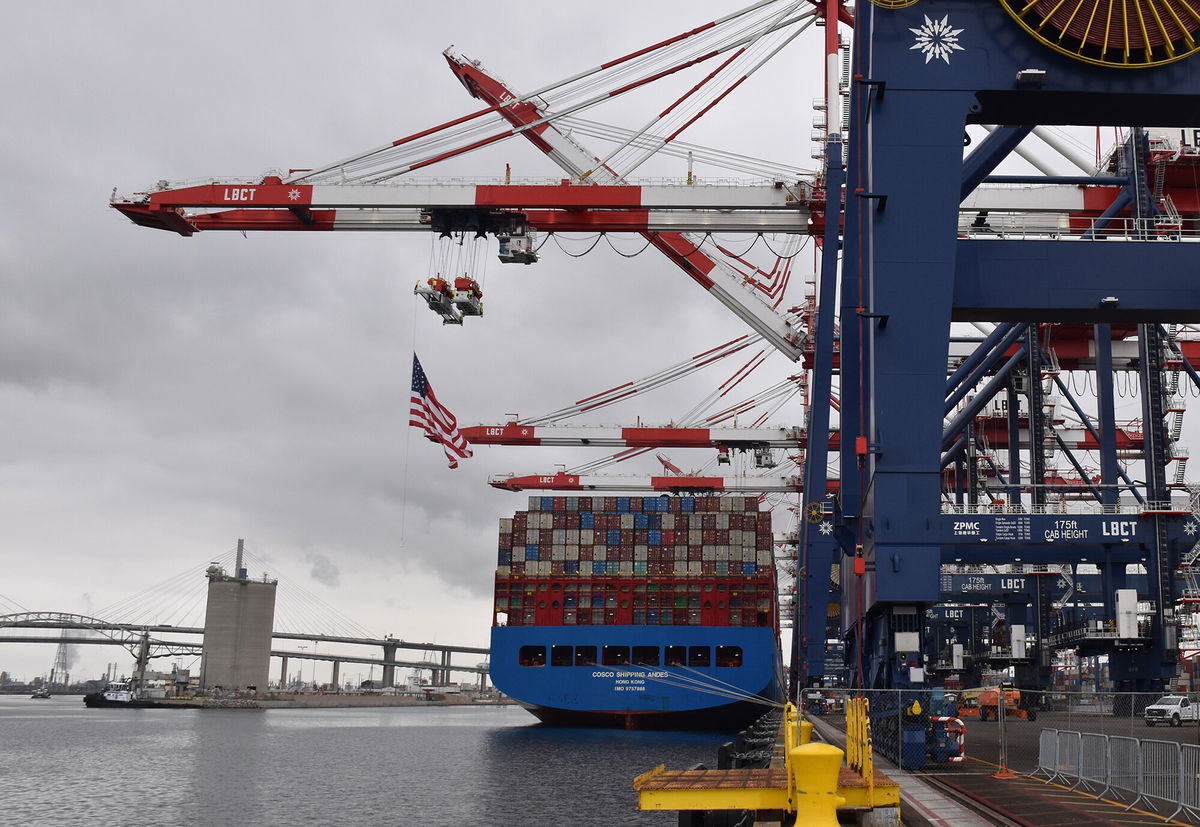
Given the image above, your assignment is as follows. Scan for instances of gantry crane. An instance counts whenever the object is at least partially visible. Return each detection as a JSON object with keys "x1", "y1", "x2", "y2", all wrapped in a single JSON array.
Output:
[{"x1": 113, "y1": 0, "x2": 1200, "y2": 704}]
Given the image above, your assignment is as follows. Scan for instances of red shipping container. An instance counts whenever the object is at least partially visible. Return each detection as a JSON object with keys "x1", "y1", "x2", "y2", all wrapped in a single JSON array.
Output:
[
  {"x1": 566, "y1": 513, "x2": 580, "y2": 529},
  {"x1": 702, "y1": 530, "x2": 718, "y2": 543},
  {"x1": 578, "y1": 496, "x2": 593, "y2": 511},
  {"x1": 662, "y1": 529, "x2": 676, "y2": 544},
  {"x1": 634, "y1": 530, "x2": 648, "y2": 544},
  {"x1": 603, "y1": 497, "x2": 618, "y2": 511},
  {"x1": 499, "y1": 533, "x2": 513, "y2": 550},
  {"x1": 702, "y1": 514, "x2": 717, "y2": 529},
  {"x1": 553, "y1": 496, "x2": 567, "y2": 510},
  {"x1": 667, "y1": 498, "x2": 681, "y2": 512}
]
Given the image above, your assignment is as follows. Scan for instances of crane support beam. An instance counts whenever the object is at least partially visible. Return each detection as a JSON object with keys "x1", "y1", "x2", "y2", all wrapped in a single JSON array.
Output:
[
  {"x1": 460, "y1": 423, "x2": 808, "y2": 448},
  {"x1": 115, "y1": 179, "x2": 805, "y2": 213},
  {"x1": 115, "y1": 205, "x2": 809, "y2": 235},
  {"x1": 488, "y1": 471, "x2": 804, "y2": 493},
  {"x1": 953, "y1": 240, "x2": 1200, "y2": 322}
]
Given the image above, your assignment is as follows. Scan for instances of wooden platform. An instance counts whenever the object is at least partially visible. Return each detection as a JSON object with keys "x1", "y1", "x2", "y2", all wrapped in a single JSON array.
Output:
[{"x1": 634, "y1": 765, "x2": 900, "y2": 812}]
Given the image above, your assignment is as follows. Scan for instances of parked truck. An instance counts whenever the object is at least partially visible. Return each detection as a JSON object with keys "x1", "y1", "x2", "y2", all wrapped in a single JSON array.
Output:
[{"x1": 1144, "y1": 695, "x2": 1200, "y2": 727}]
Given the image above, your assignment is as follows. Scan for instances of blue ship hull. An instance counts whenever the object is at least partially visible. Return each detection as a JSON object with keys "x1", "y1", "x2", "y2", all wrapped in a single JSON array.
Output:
[{"x1": 489, "y1": 625, "x2": 783, "y2": 731}]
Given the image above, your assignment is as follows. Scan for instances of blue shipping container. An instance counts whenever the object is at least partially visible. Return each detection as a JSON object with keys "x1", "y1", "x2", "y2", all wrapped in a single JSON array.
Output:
[
  {"x1": 648, "y1": 530, "x2": 662, "y2": 545},
  {"x1": 580, "y1": 513, "x2": 595, "y2": 529},
  {"x1": 607, "y1": 529, "x2": 622, "y2": 545}
]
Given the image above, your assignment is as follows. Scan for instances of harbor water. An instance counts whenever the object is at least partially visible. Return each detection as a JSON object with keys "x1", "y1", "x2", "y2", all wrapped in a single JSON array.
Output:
[{"x1": 0, "y1": 697, "x2": 728, "y2": 826}]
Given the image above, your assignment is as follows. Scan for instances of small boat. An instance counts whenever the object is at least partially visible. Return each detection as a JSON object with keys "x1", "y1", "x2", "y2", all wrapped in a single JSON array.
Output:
[
  {"x1": 82, "y1": 680, "x2": 188, "y2": 709},
  {"x1": 30, "y1": 688, "x2": 51, "y2": 699}
]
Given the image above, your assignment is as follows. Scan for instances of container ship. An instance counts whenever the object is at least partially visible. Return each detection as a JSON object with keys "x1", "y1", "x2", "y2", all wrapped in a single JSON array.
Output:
[{"x1": 488, "y1": 494, "x2": 783, "y2": 730}]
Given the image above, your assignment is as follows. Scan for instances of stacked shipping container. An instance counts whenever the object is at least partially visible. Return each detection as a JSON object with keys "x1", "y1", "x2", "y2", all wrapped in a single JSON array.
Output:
[{"x1": 494, "y1": 495, "x2": 776, "y2": 628}]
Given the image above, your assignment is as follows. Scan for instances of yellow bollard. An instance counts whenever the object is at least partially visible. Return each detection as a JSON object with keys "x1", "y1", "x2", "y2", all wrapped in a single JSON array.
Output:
[
  {"x1": 799, "y1": 719, "x2": 813, "y2": 745},
  {"x1": 787, "y1": 742, "x2": 847, "y2": 827}
]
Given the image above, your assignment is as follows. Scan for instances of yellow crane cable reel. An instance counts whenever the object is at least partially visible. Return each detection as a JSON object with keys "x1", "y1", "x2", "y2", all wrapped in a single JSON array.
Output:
[{"x1": 999, "y1": 0, "x2": 1200, "y2": 68}]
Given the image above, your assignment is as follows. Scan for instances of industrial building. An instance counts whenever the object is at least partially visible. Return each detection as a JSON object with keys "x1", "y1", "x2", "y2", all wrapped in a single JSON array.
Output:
[{"x1": 200, "y1": 541, "x2": 277, "y2": 692}]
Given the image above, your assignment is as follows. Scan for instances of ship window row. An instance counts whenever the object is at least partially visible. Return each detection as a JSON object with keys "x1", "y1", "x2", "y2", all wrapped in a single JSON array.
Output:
[
  {"x1": 497, "y1": 582, "x2": 769, "y2": 593},
  {"x1": 517, "y1": 644, "x2": 742, "y2": 668},
  {"x1": 498, "y1": 596, "x2": 770, "y2": 610}
]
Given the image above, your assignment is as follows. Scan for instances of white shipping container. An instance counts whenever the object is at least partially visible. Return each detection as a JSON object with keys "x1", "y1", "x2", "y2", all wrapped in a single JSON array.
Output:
[
  {"x1": 496, "y1": 565, "x2": 511, "y2": 577},
  {"x1": 621, "y1": 513, "x2": 634, "y2": 529},
  {"x1": 757, "y1": 549, "x2": 772, "y2": 565},
  {"x1": 661, "y1": 514, "x2": 675, "y2": 530},
  {"x1": 674, "y1": 561, "x2": 689, "y2": 577},
  {"x1": 552, "y1": 546, "x2": 566, "y2": 561},
  {"x1": 594, "y1": 545, "x2": 607, "y2": 561},
  {"x1": 512, "y1": 548, "x2": 526, "y2": 562},
  {"x1": 618, "y1": 562, "x2": 634, "y2": 576},
  {"x1": 717, "y1": 513, "x2": 729, "y2": 529},
  {"x1": 688, "y1": 561, "x2": 702, "y2": 576},
  {"x1": 689, "y1": 530, "x2": 702, "y2": 545},
  {"x1": 499, "y1": 518, "x2": 513, "y2": 532},
  {"x1": 634, "y1": 546, "x2": 648, "y2": 560},
  {"x1": 528, "y1": 496, "x2": 541, "y2": 511},
  {"x1": 566, "y1": 529, "x2": 579, "y2": 544}
]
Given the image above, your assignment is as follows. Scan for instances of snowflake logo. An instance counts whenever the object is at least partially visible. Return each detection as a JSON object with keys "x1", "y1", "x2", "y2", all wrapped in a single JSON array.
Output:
[
  {"x1": 1186, "y1": 521, "x2": 1198, "y2": 536},
  {"x1": 910, "y1": 15, "x2": 965, "y2": 64},
  {"x1": 818, "y1": 521, "x2": 834, "y2": 536},
  {"x1": 287, "y1": 188, "x2": 302, "y2": 201}
]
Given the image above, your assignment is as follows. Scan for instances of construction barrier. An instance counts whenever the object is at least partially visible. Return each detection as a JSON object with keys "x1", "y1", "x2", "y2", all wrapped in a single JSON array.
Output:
[
  {"x1": 1076, "y1": 732, "x2": 1107, "y2": 793},
  {"x1": 1035, "y1": 728, "x2": 1200, "y2": 821}
]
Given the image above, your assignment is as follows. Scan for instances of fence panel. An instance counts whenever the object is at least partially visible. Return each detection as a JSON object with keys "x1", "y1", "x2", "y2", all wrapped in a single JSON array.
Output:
[
  {"x1": 1175, "y1": 744, "x2": 1200, "y2": 821},
  {"x1": 1106, "y1": 736, "x2": 1140, "y2": 801},
  {"x1": 1032, "y1": 728, "x2": 1057, "y2": 779},
  {"x1": 1077, "y1": 732, "x2": 1107, "y2": 792},
  {"x1": 1053, "y1": 729, "x2": 1082, "y2": 785},
  {"x1": 1139, "y1": 739, "x2": 1181, "y2": 811}
]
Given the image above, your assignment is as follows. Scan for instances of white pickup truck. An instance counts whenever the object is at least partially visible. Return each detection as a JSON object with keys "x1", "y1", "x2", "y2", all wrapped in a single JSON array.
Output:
[{"x1": 1144, "y1": 695, "x2": 1200, "y2": 727}]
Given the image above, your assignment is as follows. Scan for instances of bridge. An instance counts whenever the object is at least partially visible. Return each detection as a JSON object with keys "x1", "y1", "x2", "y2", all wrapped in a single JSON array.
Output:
[{"x1": 0, "y1": 612, "x2": 489, "y2": 689}]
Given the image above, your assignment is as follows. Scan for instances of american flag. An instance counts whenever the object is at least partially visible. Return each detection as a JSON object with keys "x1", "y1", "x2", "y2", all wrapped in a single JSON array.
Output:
[{"x1": 410, "y1": 354, "x2": 472, "y2": 469}]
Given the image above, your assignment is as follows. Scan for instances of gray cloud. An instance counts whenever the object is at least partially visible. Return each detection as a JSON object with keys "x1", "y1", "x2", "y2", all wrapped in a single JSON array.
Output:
[{"x1": 0, "y1": 0, "x2": 812, "y2": 680}]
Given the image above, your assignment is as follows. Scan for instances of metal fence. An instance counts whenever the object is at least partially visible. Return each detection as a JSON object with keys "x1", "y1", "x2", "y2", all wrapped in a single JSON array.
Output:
[
  {"x1": 803, "y1": 688, "x2": 1200, "y2": 791},
  {"x1": 1035, "y1": 728, "x2": 1200, "y2": 822}
]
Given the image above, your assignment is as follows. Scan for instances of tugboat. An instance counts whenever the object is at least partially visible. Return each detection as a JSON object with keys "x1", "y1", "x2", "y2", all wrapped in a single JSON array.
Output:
[{"x1": 30, "y1": 687, "x2": 51, "y2": 699}]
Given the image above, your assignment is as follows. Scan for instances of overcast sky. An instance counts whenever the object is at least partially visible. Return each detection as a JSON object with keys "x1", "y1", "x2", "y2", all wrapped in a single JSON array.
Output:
[
  {"x1": 0, "y1": 2, "x2": 1146, "y2": 687},
  {"x1": 0, "y1": 2, "x2": 832, "y2": 683}
]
